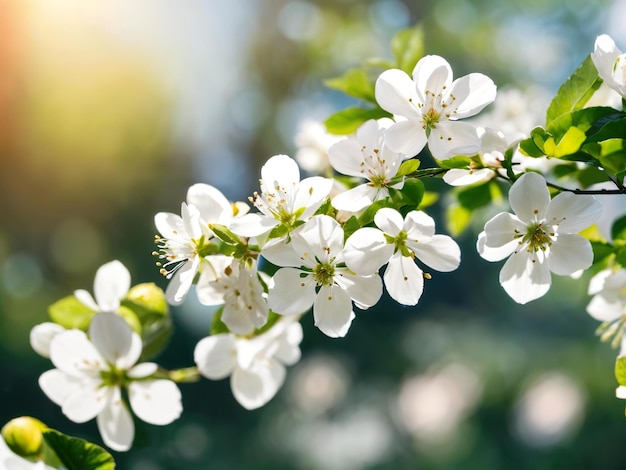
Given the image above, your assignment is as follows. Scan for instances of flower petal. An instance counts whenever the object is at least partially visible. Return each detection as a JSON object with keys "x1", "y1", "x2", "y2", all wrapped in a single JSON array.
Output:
[
  {"x1": 508, "y1": 172, "x2": 550, "y2": 223},
  {"x1": 96, "y1": 388, "x2": 134, "y2": 452},
  {"x1": 292, "y1": 215, "x2": 344, "y2": 264},
  {"x1": 39, "y1": 369, "x2": 84, "y2": 407},
  {"x1": 229, "y1": 212, "x2": 279, "y2": 237},
  {"x1": 154, "y1": 212, "x2": 186, "y2": 241},
  {"x1": 331, "y1": 183, "x2": 379, "y2": 212},
  {"x1": 328, "y1": 138, "x2": 368, "y2": 178},
  {"x1": 295, "y1": 176, "x2": 334, "y2": 219},
  {"x1": 586, "y1": 293, "x2": 623, "y2": 322},
  {"x1": 383, "y1": 120, "x2": 428, "y2": 157},
  {"x1": 49, "y1": 330, "x2": 104, "y2": 376},
  {"x1": 499, "y1": 249, "x2": 551, "y2": 304},
  {"x1": 93, "y1": 260, "x2": 130, "y2": 313},
  {"x1": 89, "y1": 312, "x2": 135, "y2": 367},
  {"x1": 231, "y1": 360, "x2": 286, "y2": 410},
  {"x1": 164, "y1": 256, "x2": 200, "y2": 306},
  {"x1": 374, "y1": 207, "x2": 405, "y2": 236},
  {"x1": 412, "y1": 234, "x2": 461, "y2": 272},
  {"x1": 260, "y1": 154, "x2": 300, "y2": 194},
  {"x1": 128, "y1": 380, "x2": 182, "y2": 425},
  {"x1": 62, "y1": 381, "x2": 110, "y2": 423},
  {"x1": 194, "y1": 334, "x2": 237, "y2": 380},
  {"x1": 403, "y1": 210, "x2": 436, "y2": 239},
  {"x1": 443, "y1": 168, "x2": 494, "y2": 186},
  {"x1": 545, "y1": 192, "x2": 602, "y2": 233},
  {"x1": 74, "y1": 289, "x2": 99, "y2": 312},
  {"x1": 336, "y1": 271, "x2": 383, "y2": 310},
  {"x1": 344, "y1": 227, "x2": 393, "y2": 275},
  {"x1": 187, "y1": 183, "x2": 233, "y2": 226},
  {"x1": 413, "y1": 55, "x2": 453, "y2": 98},
  {"x1": 268, "y1": 268, "x2": 316, "y2": 315},
  {"x1": 313, "y1": 285, "x2": 355, "y2": 338},
  {"x1": 383, "y1": 253, "x2": 424, "y2": 306},
  {"x1": 273, "y1": 321, "x2": 304, "y2": 366},
  {"x1": 375, "y1": 69, "x2": 422, "y2": 118},
  {"x1": 447, "y1": 73, "x2": 497, "y2": 119},
  {"x1": 480, "y1": 212, "x2": 525, "y2": 256},
  {"x1": 428, "y1": 121, "x2": 481, "y2": 160},
  {"x1": 30, "y1": 322, "x2": 65, "y2": 358},
  {"x1": 548, "y1": 234, "x2": 593, "y2": 275}
]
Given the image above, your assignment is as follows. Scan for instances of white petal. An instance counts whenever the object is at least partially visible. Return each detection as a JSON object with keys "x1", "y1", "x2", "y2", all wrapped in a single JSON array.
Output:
[
  {"x1": 587, "y1": 268, "x2": 612, "y2": 295},
  {"x1": 313, "y1": 285, "x2": 355, "y2": 338},
  {"x1": 403, "y1": 210, "x2": 436, "y2": 239},
  {"x1": 187, "y1": 183, "x2": 232, "y2": 226},
  {"x1": 194, "y1": 334, "x2": 237, "y2": 380},
  {"x1": 74, "y1": 289, "x2": 99, "y2": 312},
  {"x1": 294, "y1": 176, "x2": 334, "y2": 220},
  {"x1": 229, "y1": 212, "x2": 279, "y2": 237},
  {"x1": 548, "y1": 234, "x2": 593, "y2": 275},
  {"x1": 375, "y1": 68, "x2": 422, "y2": 118},
  {"x1": 328, "y1": 138, "x2": 368, "y2": 178},
  {"x1": 413, "y1": 55, "x2": 453, "y2": 98},
  {"x1": 336, "y1": 271, "x2": 383, "y2": 310},
  {"x1": 164, "y1": 256, "x2": 199, "y2": 306},
  {"x1": 481, "y1": 212, "x2": 525, "y2": 251},
  {"x1": 30, "y1": 322, "x2": 65, "y2": 358},
  {"x1": 63, "y1": 381, "x2": 109, "y2": 423},
  {"x1": 592, "y1": 35, "x2": 622, "y2": 86},
  {"x1": 116, "y1": 333, "x2": 143, "y2": 370},
  {"x1": 231, "y1": 360, "x2": 286, "y2": 410},
  {"x1": 96, "y1": 388, "x2": 134, "y2": 452},
  {"x1": 477, "y1": 230, "x2": 518, "y2": 262},
  {"x1": 89, "y1": 312, "x2": 135, "y2": 367},
  {"x1": 384, "y1": 120, "x2": 428, "y2": 157},
  {"x1": 181, "y1": 203, "x2": 203, "y2": 240},
  {"x1": 93, "y1": 260, "x2": 131, "y2": 312},
  {"x1": 154, "y1": 212, "x2": 186, "y2": 241},
  {"x1": 268, "y1": 268, "x2": 316, "y2": 315},
  {"x1": 344, "y1": 227, "x2": 393, "y2": 274},
  {"x1": 447, "y1": 73, "x2": 497, "y2": 119},
  {"x1": 545, "y1": 192, "x2": 602, "y2": 233},
  {"x1": 412, "y1": 234, "x2": 461, "y2": 272},
  {"x1": 443, "y1": 168, "x2": 494, "y2": 186},
  {"x1": 586, "y1": 294, "x2": 623, "y2": 322},
  {"x1": 428, "y1": 121, "x2": 481, "y2": 160},
  {"x1": 260, "y1": 237, "x2": 302, "y2": 268},
  {"x1": 128, "y1": 362, "x2": 158, "y2": 379},
  {"x1": 195, "y1": 255, "x2": 234, "y2": 305},
  {"x1": 49, "y1": 329, "x2": 104, "y2": 376},
  {"x1": 261, "y1": 154, "x2": 300, "y2": 194},
  {"x1": 617, "y1": 386, "x2": 626, "y2": 400},
  {"x1": 374, "y1": 207, "x2": 405, "y2": 236},
  {"x1": 383, "y1": 253, "x2": 424, "y2": 306},
  {"x1": 273, "y1": 322, "x2": 304, "y2": 366},
  {"x1": 128, "y1": 380, "x2": 182, "y2": 425},
  {"x1": 292, "y1": 215, "x2": 344, "y2": 264},
  {"x1": 331, "y1": 184, "x2": 379, "y2": 212},
  {"x1": 499, "y1": 249, "x2": 551, "y2": 304},
  {"x1": 508, "y1": 172, "x2": 550, "y2": 223},
  {"x1": 39, "y1": 369, "x2": 84, "y2": 407}
]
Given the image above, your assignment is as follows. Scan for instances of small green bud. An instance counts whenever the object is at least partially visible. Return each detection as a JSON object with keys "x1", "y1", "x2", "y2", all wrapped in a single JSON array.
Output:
[
  {"x1": 125, "y1": 283, "x2": 169, "y2": 318},
  {"x1": 1, "y1": 416, "x2": 46, "y2": 457}
]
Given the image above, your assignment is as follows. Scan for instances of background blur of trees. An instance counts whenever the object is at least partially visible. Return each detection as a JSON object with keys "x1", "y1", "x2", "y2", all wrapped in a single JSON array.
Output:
[{"x1": 1, "y1": 0, "x2": 626, "y2": 468}]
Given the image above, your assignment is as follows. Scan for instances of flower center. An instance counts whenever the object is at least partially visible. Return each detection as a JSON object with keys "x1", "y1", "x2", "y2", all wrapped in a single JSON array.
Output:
[
  {"x1": 100, "y1": 365, "x2": 127, "y2": 388},
  {"x1": 153, "y1": 234, "x2": 217, "y2": 279},
  {"x1": 385, "y1": 230, "x2": 414, "y2": 257},
  {"x1": 521, "y1": 222, "x2": 554, "y2": 253},
  {"x1": 313, "y1": 262, "x2": 335, "y2": 287}
]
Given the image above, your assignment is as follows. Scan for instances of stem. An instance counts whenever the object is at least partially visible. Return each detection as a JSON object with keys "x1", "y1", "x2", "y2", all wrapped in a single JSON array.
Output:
[{"x1": 155, "y1": 367, "x2": 202, "y2": 383}]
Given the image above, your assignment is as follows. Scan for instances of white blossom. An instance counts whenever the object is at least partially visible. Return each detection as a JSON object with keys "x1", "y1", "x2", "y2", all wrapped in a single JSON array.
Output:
[
  {"x1": 477, "y1": 172, "x2": 602, "y2": 304},
  {"x1": 591, "y1": 34, "x2": 626, "y2": 99},
  {"x1": 344, "y1": 208, "x2": 461, "y2": 306},
  {"x1": 195, "y1": 255, "x2": 269, "y2": 335},
  {"x1": 265, "y1": 215, "x2": 382, "y2": 338},
  {"x1": 194, "y1": 316, "x2": 303, "y2": 410},
  {"x1": 375, "y1": 55, "x2": 496, "y2": 159},
  {"x1": 230, "y1": 154, "x2": 333, "y2": 239},
  {"x1": 74, "y1": 260, "x2": 130, "y2": 313},
  {"x1": 586, "y1": 268, "x2": 626, "y2": 344},
  {"x1": 329, "y1": 118, "x2": 406, "y2": 212},
  {"x1": 38, "y1": 312, "x2": 182, "y2": 451},
  {"x1": 294, "y1": 120, "x2": 341, "y2": 173}
]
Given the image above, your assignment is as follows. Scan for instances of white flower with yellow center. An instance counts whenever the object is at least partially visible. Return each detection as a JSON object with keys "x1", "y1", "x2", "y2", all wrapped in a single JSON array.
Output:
[
  {"x1": 477, "y1": 172, "x2": 602, "y2": 304},
  {"x1": 375, "y1": 55, "x2": 496, "y2": 160}
]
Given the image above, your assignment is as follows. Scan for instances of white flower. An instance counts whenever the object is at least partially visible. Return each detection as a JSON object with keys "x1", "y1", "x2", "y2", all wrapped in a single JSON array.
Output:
[
  {"x1": 442, "y1": 127, "x2": 510, "y2": 187},
  {"x1": 154, "y1": 184, "x2": 246, "y2": 305},
  {"x1": 586, "y1": 268, "x2": 626, "y2": 344},
  {"x1": 38, "y1": 312, "x2": 182, "y2": 451},
  {"x1": 196, "y1": 255, "x2": 269, "y2": 335},
  {"x1": 375, "y1": 55, "x2": 496, "y2": 159},
  {"x1": 230, "y1": 154, "x2": 333, "y2": 238},
  {"x1": 344, "y1": 208, "x2": 461, "y2": 306},
  {"x1": 194, "y1": 316, "x2": 303, "y2": 410},
  {"x1": 265, "y1": 215, "x2": 382, "y2": 338},
  {"x1": 477, "y1": 172, "x2": 602, "y2": 304},
  {"x1": 329, "y1": 118, "x2": 406, "y2": 212},
  {"x1": 74, "y1": 260, "x2": 130, "y2": 313},
  {"x1": 30, "y1": 322, "x2": 65, "y2": 358},
  {"x1": 591, "y1": 34, "x2": 626, "y2": 99},
  {"x1": 294, "y1": 120, "x2": 341, "y2": 173}
]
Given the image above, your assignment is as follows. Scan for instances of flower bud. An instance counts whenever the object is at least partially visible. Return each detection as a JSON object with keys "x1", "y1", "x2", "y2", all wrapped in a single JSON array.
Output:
[{"x1": 1, "y1": 416, "x2": 46, "y2": 457}]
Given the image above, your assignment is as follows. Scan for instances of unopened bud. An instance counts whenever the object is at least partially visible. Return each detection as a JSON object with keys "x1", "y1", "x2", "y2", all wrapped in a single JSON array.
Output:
[{"x1": 1, "y1": 416, "x2": 46, "y2": 457}]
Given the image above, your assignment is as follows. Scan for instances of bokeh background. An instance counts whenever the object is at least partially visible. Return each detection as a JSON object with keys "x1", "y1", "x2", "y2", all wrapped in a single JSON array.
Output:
[{"x1": 1, "y1": 0, "x2": 626, "y2": 468}]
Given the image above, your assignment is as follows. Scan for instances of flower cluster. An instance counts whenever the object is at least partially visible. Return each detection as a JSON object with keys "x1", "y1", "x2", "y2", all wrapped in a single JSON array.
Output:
[{"x1": 20, "y1": 30, "x2": 626, "y2": 465}]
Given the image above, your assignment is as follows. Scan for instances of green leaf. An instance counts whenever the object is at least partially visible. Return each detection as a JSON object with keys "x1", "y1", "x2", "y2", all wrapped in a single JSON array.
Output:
[
  {"x1": 209, "y1": 224, "x2": 243, "y2": 246},
  {"x1": 456, "y1": 183, "x2": 492, "y2": 210},
  {"x1": 48, "y1": 295, "x2": 95, "y2": 331},
  {"x1": 324, "y1": 68, "x2": 376, "y2": 103},
  {"x1": 446, "y1": 205, "x2": 472, "y2": 236},
  {"x1": 547, "y1": 106, "x2": 618, "y2": 139},
  {"x1": 616, "y1": 246, "x2": 626, "y2": 266},
  {"x1": 342, "y1": 215, "x2": 361, "y2": 241},
  {"x1": 324, "y1": 107, "x2": 392, "y2": 135},
  {"x1": 436, "y1": 155, "x2": 473, "y2": 169},
  {"x1": 613, "y1": 215, "x2": 626, "y2": 242},
  {"x1": 576, "y1": 166, "x2": 611, "y2": 188},
  {"x1": 590, "y1": 240, "x2": 614, "y2": 263},
  {"x1": 357, "y1": 199, "x2": 389, "y2": 227},
  {"x1": 519, "y1": 136, "x2": 545, "y2": 158},
  {"x1": 397, "y1": 179, "x2": 425, "y2": 208},
  {"x1": 597, "y1": 139, "x2": 626, "y2": 174},
  {"x1": 418, "y1": 191, "x2": 439, "y2": 209},
  {"x1": 586, "y1": 114, "x2": 626, "y2": 143},
  {"x1": 546, "y1": 54, "x2": 602, "y2": 128},
  {"x1": 551, "y1": 163, "x2": 579, "y2": 178},
  {"x1": 391, "y1": 24, "x2": 424, "y2": 74},
  {"x1": 396, "y1": 158, "x2": 420, "y2": 176},
  {"x1": 616, "y1": 357, "x2": 626, "y2": 387},
  {"x1": 553, "y1": 126, "x2": 587, "y2": 158},
  {"x1": 43, "y1": 429, "x2": 115, "y2": 470}
]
